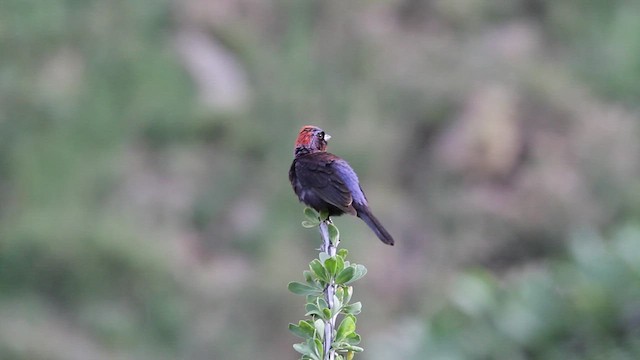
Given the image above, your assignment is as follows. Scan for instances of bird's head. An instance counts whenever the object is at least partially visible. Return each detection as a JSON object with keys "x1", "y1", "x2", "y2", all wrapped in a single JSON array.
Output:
[{"x1": 294, "y1": 125, "x2": 331, "y2": 157}]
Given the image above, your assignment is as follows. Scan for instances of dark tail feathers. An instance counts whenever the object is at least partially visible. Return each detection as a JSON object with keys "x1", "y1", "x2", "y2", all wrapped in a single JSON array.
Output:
[{"x1": 357, "y1": 207, "x2": 394, "y2": 246}]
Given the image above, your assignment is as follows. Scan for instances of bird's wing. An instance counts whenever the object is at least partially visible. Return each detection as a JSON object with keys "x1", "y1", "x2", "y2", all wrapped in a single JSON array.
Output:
[
  {"x1": 329, "y1": 158, "x2": 368, "y2": 205},
  {"x1": 294, "y1": 153, "x2": 358, "y2": 214}
]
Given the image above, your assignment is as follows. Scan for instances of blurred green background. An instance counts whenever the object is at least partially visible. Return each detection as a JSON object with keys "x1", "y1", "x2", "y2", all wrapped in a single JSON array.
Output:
[{"x1": 1, "y1": 0, "x2": 640, "y2": 359}]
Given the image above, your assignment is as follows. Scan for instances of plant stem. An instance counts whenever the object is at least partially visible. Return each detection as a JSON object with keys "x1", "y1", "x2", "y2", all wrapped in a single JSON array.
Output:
[{"x1": 319, "y1": 219, "x2": 338, "y2": 360}]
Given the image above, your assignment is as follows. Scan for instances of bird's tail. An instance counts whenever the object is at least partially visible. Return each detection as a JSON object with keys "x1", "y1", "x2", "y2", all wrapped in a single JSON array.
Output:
[{"x1": 357, "y1": 208, "x2": 395, "y2": 246}]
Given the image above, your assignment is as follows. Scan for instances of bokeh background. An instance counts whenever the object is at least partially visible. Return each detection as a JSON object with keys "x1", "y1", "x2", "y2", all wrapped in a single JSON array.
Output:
[{"x1": 2, "y1": 0, "x2": 640, "y2": 359}]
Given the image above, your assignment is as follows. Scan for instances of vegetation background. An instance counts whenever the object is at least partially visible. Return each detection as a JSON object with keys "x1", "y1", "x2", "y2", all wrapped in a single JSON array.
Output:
[{"x1": 1, "y1": 0, "x2": 640, "y2": 359}]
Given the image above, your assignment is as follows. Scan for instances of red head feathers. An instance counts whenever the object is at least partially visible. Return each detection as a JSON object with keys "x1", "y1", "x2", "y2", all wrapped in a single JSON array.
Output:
[{"x1": 294, "y1": 125, "x2": 331, "y2": 157}]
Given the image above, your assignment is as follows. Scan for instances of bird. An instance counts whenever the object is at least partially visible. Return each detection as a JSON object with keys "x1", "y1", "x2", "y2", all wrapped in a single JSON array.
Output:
[{"x1": 289, "y1": 125, "x2": 395, "y2": 245}]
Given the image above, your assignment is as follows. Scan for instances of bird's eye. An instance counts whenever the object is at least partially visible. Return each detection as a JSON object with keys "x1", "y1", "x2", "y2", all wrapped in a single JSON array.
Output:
[{"x1": 317, "y1": 132, "x2": 324, "y2": 139}]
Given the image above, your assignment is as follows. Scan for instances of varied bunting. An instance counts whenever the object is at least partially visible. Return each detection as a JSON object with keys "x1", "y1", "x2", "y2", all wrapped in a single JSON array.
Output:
[{"x1": 289, "y1": 125, "x2": 394, "y2": 245}]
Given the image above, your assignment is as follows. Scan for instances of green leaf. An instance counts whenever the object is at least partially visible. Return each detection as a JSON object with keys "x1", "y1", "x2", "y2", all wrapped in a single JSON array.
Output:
[
  {"x1": 328, "y1": 223, "x2": 340, "y2": 243},
  {"x1": 316, "y1": 297, "x2": 328, "y2": 310},
  {"x1": 314, "y1": 319, "x2": 325, "y2": 339},
  {"x1": 305, "y1": 309, "x2": 324, "y2": 318},
  {"x1": 288, "y1": 282, "x2": 322, "y2": 296},
  {"x1": 326, "y1": 256, "x2": 345, "y2": 280},
  {"x1": 322, "y1": 308, "x2": 332, "y2": 319},
  {"x1": 319, "y1": 252, "x2": 330, "y2": 263},
  {"x1": 303, "y1": 270, "x2": 314, "y2": 284},
  {"x1": 336, "y1": 315, "x2": 356, "y2": 342},
  {"x1": 345, "y1": 332, "x2": 361, "y2": 345},
  {"x1": 343, "y1": 302, "x2": 362, "y2": 316},
  {"x1": 307, "y1": 297, "x2": 328, "y2": 317},
  {"x1": 336, "y1": 256, "x2": 345, "y2": 274},
  {"x1": 289, "y1": 320, "x2": 316, "y2": 339},
  {"x1": 335, "y1": 267, "x2": 355, "y2": 284},
  {"x1": 344, "y1": 286, "x2": 353, "y2": 303},
  {"x1": 304, "y1": 207, "x2": 319, "y2": 222},
  {"x1": 305, "y1": 303, "x2": 323, "y2": 318},
  {"x1": 325, "y1": 257, "x2": 338, "y2": 277},
  {"x1": 319, "y1": 210, "x2": 330, "y2": 221},
  {"x1": 337, "y1": 248, "x2": 349, "y2": 259},
  {"x1": 344, "y1": 345, "x2": 363, "y2": 352},
  {"x1": 302, "y1": 220, "x2": 318, "y2": 228},
  {"x1": 310, "y1": 259, "x2": 328, "y2": 283},
  {"x1": 344, "y1": 265, "x2": 367, "y2": 285},
  {"x1": 313, "y1": 338, "x2": 324, "y2": 359},
  {"x1": 334, "y1": 340, "x2": 363, "y2": 353},
  {"x1": 332, "y1": 295, "x2": 343, "y2": 316},
  {"x1": 293, "y1": 342, "x2": 311, "y2": 355}
]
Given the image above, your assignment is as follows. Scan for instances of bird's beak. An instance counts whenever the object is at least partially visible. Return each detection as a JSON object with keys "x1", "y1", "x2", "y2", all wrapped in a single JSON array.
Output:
[{"x1": 324, "y1": 134, "x2": 331, "y2": 141}]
